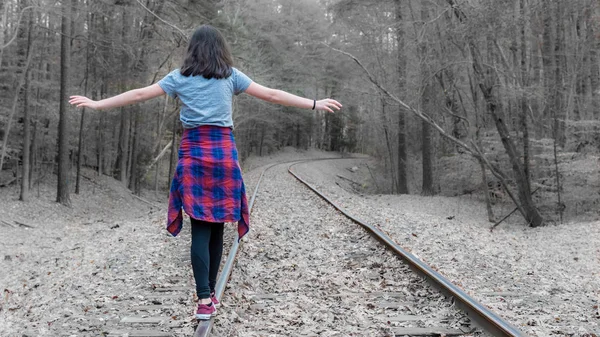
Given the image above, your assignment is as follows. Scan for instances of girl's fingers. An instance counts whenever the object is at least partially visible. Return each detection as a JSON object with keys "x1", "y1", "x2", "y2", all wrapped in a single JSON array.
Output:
[
  {"x1": 326, "y1": 103, "x2": 339, "y2": 111},
  {"x1": 328, "y1": 99, "x2": 342, "y2": 107}
]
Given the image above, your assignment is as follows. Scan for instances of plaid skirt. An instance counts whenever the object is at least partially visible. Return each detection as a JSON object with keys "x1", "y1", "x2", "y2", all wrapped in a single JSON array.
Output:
[{"x1": 166, "y1": 125, "x2": 249, "y2": 240}]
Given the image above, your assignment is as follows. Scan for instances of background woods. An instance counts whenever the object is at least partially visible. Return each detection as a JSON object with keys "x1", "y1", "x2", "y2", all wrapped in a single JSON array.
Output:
[{"x1": 1, "y1": 0, "x2": 599, "y2": 225}]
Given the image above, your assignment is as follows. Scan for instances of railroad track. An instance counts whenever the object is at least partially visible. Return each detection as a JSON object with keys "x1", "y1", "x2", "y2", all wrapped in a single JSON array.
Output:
[
  {"x1": 100, "y1": 160, "x2": 318, "y2": 337},
  {"x1": 103, "y1": 157, "x2": 524, "y2": 336},
  {"x1": 287, "y1": 159, "x2": 524, "y2": 337}
]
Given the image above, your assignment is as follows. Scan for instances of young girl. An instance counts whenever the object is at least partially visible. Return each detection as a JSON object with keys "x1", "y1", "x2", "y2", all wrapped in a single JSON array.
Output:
[{"x1": 69, "y1": 25, "x2": 342, "y2": 320}]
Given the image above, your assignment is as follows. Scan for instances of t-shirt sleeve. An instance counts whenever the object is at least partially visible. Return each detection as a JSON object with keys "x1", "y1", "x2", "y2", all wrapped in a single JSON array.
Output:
[
  {"x1": 232, "y1": 68, "x2": 253, "y2": 95},
  {"x1": 158, "y1": 69, "x2": 179, "y2": 98}
]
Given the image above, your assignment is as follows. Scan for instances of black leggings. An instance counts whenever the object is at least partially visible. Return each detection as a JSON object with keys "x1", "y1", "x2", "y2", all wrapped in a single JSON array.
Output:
[{"x1": 190, "y1": 218, "x2": 224, "y2": 299}]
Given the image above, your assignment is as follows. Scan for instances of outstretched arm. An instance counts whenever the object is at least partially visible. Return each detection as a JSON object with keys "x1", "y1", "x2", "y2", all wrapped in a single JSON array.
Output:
[
  {"x1": 69, "y1": 83, "x2": 166, "y2": 110},
  {"x1": 244, "y1": 82, "x2": 342, "y2": 112}
]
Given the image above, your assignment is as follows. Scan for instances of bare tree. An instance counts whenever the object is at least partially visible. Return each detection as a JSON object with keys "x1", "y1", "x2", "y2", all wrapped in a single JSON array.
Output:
[
  {"x1": 395, "y1": 0, "x2": 409, "y2": 194},
  {"x1": 20, "y1": 6, "x2": 34, "y2": 201},
  {"x1": 57, "y1": 0, "x2": 73, "y2": 206}
]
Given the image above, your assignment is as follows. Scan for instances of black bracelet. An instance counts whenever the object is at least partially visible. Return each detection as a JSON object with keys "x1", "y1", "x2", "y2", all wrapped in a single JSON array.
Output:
[{"x1": 312, "y1": 99, "x2": 316, "y2": 110}]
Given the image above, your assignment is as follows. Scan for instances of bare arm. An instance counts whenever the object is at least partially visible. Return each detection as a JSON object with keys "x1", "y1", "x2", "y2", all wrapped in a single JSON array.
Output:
[
  {"x1": 69, "y1": 83, "x2": 166, "y2": 110},
  {"x1": 244, "y1": 82, "x2": 342, "y2": 113}
]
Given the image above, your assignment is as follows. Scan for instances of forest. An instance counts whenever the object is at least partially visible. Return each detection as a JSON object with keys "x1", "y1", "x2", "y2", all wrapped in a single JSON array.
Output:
[{"x1": 1, "y1": 0, "x2": 599, "y2": 227}]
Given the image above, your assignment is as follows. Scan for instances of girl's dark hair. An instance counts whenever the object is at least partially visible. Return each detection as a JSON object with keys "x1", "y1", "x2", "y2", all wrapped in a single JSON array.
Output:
[{"x1": 180, "y1": 25, "x2": 233, "y2": 79}]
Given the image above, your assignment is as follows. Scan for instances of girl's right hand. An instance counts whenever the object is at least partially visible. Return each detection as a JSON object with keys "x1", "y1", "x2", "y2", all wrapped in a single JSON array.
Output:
[
  {"x1": 315, "y1": 98, "x2": 342, "y2": 113},
  {"x1": 69, "y1": 95, "x2": 101, "y2": 110}
]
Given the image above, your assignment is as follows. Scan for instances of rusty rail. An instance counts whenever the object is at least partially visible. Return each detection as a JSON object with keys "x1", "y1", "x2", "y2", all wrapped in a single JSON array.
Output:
[{"x1": 288, "y1": 159, "x2": 524, "y2": 337}]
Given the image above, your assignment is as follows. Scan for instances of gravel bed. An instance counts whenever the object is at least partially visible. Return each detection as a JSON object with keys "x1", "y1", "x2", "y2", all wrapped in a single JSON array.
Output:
[
  {"x1": 212, "y1": 164, "x2": 479, "y2": 336},
  {"x1": 291, "y1": 158, "x2": 600, "y2": 337}
]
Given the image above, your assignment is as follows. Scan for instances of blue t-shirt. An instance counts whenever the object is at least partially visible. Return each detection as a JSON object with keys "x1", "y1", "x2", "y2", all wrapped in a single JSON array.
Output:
[{"x1": 158, "y1": 67, "x2": 253, "y2": 129}]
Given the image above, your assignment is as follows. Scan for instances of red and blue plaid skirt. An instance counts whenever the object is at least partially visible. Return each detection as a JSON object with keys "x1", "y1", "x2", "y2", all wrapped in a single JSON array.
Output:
[{"x1": 166, "y1": 125, "x2": 249, "y2": 240}]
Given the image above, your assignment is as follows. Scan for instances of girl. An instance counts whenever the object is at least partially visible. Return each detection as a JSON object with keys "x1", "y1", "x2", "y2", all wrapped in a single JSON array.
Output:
[{"x1": 69, "y1": 24, "x2": 342, "y2": 320}]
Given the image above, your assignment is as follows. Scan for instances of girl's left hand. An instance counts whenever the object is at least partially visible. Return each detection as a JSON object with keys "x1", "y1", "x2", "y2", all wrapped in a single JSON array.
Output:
[
  {"x1": 315, "y1": 98, "x2": 342, "y2": 113},
  {"x1": 69, "y1": 95, "x2": 100, "y2": 110}
]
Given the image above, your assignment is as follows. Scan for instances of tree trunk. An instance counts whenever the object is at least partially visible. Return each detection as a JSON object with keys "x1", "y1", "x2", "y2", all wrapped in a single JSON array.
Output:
[
  {"x1": 590, "y1": 14, "x2": 600, "y2": 119},
  {"x1": 129, "y1": 108, "x2": 140, "y2": 193},
  {"x1": 116, "y1": 4, "x2": 132, "y2": 185},
  {"x1": 96, "y1": 80, "x2": 106, "y2": 176},
  {"x1": 168, "y1": 114, "x2": 178, "y2": 190},
  {"x1": 443, "y1": 0, "x2": 544, "y2": 226},
  {"x1": 118, "y1": 109, "x2": 130, "y2": 182},
  {"x1": 153, "y1": 95, "x2": 169, "y2": 195},
  {"x1": 76, "y1": 7, "x2": 93, "y2": 194},
  {"x1": 57, "y1": 0, "x2": 73, "y2": 206},
  {"x1": 75, "y1": 57, "x2": 89, "y2": 193},
  {"x1": 30, "y1": 118, "x2": 37, "y2": 189},
  {"x1": 468, "y1": 64, "x2": 495, "y2": 221},
  {"x1": 470, "y1": 41, "x2": 543, "y2": 227},
  {"x1": 97, "y1": 115, "x2": 104, "y2": 176},
  {"x1": 0, "y1": 1, "x2": 8, "y2": 70},
  {"x1": 20, "y1": 70, "x2": 32, "y2": 200},
  {"x1": 418, "y1": 1, "x2": 434, "y2": 196},
  {"x1": 541, "y1": 0, "x2": 555, "y2": 138},
  {"x1": 395, "y1": 0, "x2": 408, "y2": 194},
  {"x1": 421, "y1": 117, "x2": 434, "y2": 196},
  {"x1": 554, "y1": 0, "x2": 566, "y2": 147},
  {"x1": 529, "y1": 8, "x2": 542, "y2": 138},
  {"x1": 19, "y1": 7, "x2": 34, "y2": 201},
  {"x1": 381, "y1": 98, "x2": 397, "y2": 193},
  {"x1": 0, "y1": 13, "x2": 35, "y2": 173},
  {"x1": 520, "y1": 0, "x2": 531, "y2": 193}
]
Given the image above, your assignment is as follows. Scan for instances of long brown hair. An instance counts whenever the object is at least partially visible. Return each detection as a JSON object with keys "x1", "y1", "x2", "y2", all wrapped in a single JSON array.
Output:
[{"x1": 180, "y1": 25, "x2": 233, "y2": 79}]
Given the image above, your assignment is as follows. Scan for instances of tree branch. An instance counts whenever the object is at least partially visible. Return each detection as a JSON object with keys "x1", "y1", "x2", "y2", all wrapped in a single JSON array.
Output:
[
  {"x1": 134, "y1": 0, "x2": 188, "y2": 41},
  {"x1": 322, "y1": 43, "x2": 475, "y2": 156},
  {"x1": 0, "y1": 6, "x2": 36, "y2": 50},
  {"x1": 141, "y1": 140, "x2": 173, "y2": 179},
  {"x1": 324, "y1": 43, "x2": 530, "y2": 221}
]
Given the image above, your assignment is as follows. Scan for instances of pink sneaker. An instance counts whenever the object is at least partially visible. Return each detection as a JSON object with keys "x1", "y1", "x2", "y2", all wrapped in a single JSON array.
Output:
[
  {"x1": 210, "y1": 292, "x2": 220, "y2": 308},
  {"x1": 195, "y1": 302, "x2": 216, "y2": 320}
]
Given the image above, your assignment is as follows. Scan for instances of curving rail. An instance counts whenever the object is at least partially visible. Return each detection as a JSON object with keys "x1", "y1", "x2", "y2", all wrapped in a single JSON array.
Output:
[
  {"x1": 193, "y1": 156, "x2": 523, "y2": 337},
  {"x1": 287, "y1": 159, "x2": 524, "y2": 337}
]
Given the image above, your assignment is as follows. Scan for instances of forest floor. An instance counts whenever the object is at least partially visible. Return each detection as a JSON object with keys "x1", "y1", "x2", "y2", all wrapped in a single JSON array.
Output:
[
  {"x1": 0, "y1": 148, "x2": 336, "y2": 337},
  {"x1": 0, "y1": 168, "x2": 187, "y2": 336},
  {"x1": 1, "y1": 148, "x2": 599, "y2": 336},
  {"x1": 290, "y1": 155, "x2": 600, "y2": 337}
]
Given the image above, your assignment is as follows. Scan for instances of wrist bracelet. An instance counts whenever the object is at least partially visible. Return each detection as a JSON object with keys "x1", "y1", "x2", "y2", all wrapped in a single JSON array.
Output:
[{"x1": 312, "y1": 99, "x2": 316, "y2": 110}]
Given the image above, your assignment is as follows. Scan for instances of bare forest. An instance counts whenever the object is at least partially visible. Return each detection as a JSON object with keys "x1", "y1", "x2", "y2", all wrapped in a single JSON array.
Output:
[
  {"x1": 1, "y1": 0, "x2": 600, "y2": 226},
  {"x1": 2, "y1": 0, "x2": 600, "y2": 336}
]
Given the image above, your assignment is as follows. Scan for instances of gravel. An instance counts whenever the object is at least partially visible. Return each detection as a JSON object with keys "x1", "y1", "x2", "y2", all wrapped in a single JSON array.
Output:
[{"x1": 212, "y1": 163, "x2": 480, "y2": 336}]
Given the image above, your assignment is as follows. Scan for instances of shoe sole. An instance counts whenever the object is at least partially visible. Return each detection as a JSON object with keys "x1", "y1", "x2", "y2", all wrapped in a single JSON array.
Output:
[{"x1": 195, "y1": 308, "x2": 217, "y2": 320}]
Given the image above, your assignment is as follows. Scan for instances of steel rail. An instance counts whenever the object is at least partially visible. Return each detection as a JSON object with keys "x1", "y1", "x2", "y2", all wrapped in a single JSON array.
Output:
[
  {"x1": 288, "y1": 159, "x2": 524, "y2": 337},
  {"x1": 194, "y1": 157, "x2": 344, "y2": 337}
]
